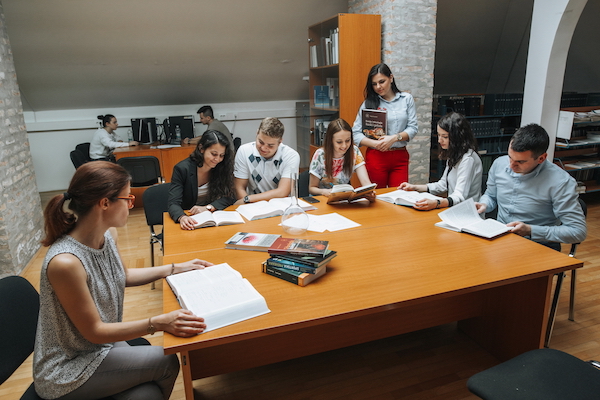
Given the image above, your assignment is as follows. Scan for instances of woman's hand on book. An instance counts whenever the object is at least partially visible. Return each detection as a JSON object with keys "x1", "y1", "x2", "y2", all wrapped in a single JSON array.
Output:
[
  {"x1": 374, "y1": 135, "x2": 398, "y2": 152},
  {"x1": 157, "y1": 309, "x2": 206, "y2": 337},
  {"x1": 174, "y1": 259, "x2": 214, "y2": 274},
  {"x1": 398, "y1": 182, "x2": 416, "y2": 191},
  {"x1": 189, "y1": 205, "x2": 210, "y2": 215}
]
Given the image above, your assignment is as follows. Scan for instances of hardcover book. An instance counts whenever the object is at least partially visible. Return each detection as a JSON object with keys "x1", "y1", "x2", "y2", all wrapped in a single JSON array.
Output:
[
  {"x1": 268, "y1": 237, "x2": 329, "y2": 257},
  {"x1": 236, "y1": 197, "x2": 317, "y2": 221},
  {"x1": 327, "y1": 183, "x2": 377, "y2": 204},
  {"x1": 377, "y1": 189, "x2": 444, "y2": 207},
  {"x1": 262, "y1": 262, "x2": 327, "y2": 287},
  {"x1": 190, "y1": 210, "x2": 245, "y2": 229},
  {"x1": 166, "y1": 263, "x2": 270, "y2": 332},
  {"x1": 435, "y1": 198, "x2": 511, "y2": 239},
  {"x1": 361, "y1": 109, "x2": 387, "y2": 139},
  {"x1": 225, "y1": 232, "x2": 282, "y2": 252},
  {"x1": 271, "y1": 250, "x2": 337, "y2": 268},
  {"x1": 266, "y1": 257, "x2": 325, "y2": 274}
]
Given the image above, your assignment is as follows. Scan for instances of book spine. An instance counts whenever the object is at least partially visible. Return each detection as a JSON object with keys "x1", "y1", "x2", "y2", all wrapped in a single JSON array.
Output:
[
  {"x1": 262, "y1": 264, "x2": 301, "y2": 285},
  {"x1": 267, "y1": 258, "x2": 318, "y2": 274},
  {"x1": 269, "y1": 254, "x2": 321, "y2": 268}
]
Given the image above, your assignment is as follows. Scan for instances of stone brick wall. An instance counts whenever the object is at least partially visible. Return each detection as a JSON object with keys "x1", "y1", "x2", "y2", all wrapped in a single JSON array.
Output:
[
  {"x1": 349, "y1": 0, "x2": 437, "y2": 183},
  {"x1": 0, "y1": 3, "x2": 43, "y2": 277}
]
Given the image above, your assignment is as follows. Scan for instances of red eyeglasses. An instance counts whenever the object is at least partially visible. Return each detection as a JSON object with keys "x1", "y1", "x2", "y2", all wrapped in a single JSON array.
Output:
[{"x1": 117, "y1": 194, "x2": 136, "y2": 208}]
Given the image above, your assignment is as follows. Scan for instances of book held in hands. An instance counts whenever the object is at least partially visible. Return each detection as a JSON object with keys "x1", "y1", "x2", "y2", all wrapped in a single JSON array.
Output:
[
  {"x1": 377, "y1": 189, "x2": 444, "y2": 207},
  {"x1": 327, "y1": 183, "x2": 377, "y2": 204},
  {"x1": 165, "y1": 263, "x2": 270, "y2": 333},
  {"x1": 362, "y1": 109, "x2": 387, "y2": 139},
  {"x1": 435, "y1": 198, "x2": 512, "y2": 239},
  {"x1": 224, "y1": 232, "x2": 282, "y2": 252},
  {"x1": 236, "y1": 197, "x2": 317, "y2": 221},
  {"x1": 190, "y1": 210, "x2": 245, "y2": 229}
]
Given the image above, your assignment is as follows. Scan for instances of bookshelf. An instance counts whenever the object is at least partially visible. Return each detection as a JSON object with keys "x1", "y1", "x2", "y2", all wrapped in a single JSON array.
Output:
[
  {"x1": 555, "y1": 105, "x2": 600, "y2": 194},
  {"x1": 307, "y1": 13, "x2": 381, "y2": 158}
]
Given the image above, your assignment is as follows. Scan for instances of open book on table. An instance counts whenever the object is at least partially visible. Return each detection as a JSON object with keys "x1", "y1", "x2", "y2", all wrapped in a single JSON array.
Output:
[
  {"x1": 236, "y1": 197, "x2": 317, "y2": 221},
  {"x1": 165, "y1": 263, "x2": 270, "y2": 333},
  {"x1": 376, "y1": 189, "x2": 443, "y2": 206},
  {"x1": 435, "y1": 198, "x2": 512, "y2": 239},
  {"x1": 190, "y1": 210, "x2": 245, "y2": 229},
  {"x1": 327, "y1": 183, "x2": 377, "y2": 204}
]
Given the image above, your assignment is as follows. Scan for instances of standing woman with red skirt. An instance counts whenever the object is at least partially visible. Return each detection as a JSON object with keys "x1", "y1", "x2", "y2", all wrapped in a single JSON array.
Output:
[{"x1": 352, "y1": 63, "x2": 418, "y2": 188}]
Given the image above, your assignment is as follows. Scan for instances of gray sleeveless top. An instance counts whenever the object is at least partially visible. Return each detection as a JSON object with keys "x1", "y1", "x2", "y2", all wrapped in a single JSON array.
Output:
[{"x1": 33, "y1": 231, "x2": 126, "y2": 399}]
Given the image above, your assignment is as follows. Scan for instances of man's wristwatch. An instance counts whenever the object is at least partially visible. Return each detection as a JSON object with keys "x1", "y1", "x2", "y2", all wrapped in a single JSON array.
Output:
[
  {"x1": 244, "y1": 195, "x2": 250, "y2": 204},
  {"x1": 206, "y1": 204, "x2": 215, "y2": 212}
]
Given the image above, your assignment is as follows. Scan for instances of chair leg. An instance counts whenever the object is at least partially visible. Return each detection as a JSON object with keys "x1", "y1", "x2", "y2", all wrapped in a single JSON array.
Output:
[
  {"x1": 569, "y1": 269, "x2": 577, "y2": 321},
  {"x1": 545, "y1": 272, "x2": 565, "y2": 348},
  {"x1": 150, "y1": 238, "x2": 156, "y2": 290}
]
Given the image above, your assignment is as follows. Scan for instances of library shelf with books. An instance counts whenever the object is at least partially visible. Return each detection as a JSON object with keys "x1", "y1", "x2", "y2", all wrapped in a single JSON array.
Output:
[
  {"x1": 307, "y1": 13, "x2": 381, "y2": 161},
  {"x1": 554, "y1": 104, "x2": 600, "y2": 194}
]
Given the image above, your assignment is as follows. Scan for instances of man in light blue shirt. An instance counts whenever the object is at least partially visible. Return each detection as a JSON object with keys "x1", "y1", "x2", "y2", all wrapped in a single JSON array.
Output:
[{"x1": 476, "y1": 123, "x2": 586, "y2": 250}]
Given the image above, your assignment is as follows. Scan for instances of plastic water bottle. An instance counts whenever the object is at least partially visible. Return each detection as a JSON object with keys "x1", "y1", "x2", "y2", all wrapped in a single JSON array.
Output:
[
  {"x1": 175, "y1": 125, "x2": 182, "y2": 144},
  {"x1": 127, "y1": 128, "x2": 133, "y2": 142}
]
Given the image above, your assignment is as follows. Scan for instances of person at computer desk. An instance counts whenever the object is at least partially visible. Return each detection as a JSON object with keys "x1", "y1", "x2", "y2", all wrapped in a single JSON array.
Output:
[
  {"x1": 34, "y1": 161, "x2": 212, "y2": 400},
  {"x1": 168, "y1": 130, "x2": 236, "y2": 230},
  {"x1": 233, "y1": 117, "x2": 300, "y2": 204},
  {"x1": 399, "y1": 112, "x2": 482, "y2": 210},
  {"x1": 183, "y1": 105, "x2": 233, "y2": 145},
  {"x1": 308, "y1": 117, "x2": 375, "y2": 202},
  {"x1": 475, "y1": 123, "x2": 586, "y2": 251},
  {"x1": 89, "y1": 114, "x2": 138, "y2": 161}
]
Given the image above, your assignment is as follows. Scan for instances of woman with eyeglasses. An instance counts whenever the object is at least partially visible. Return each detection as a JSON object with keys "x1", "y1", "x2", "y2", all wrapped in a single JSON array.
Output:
[{"x1": 34, "y1": 161, "x2": 212, "y2": 400}]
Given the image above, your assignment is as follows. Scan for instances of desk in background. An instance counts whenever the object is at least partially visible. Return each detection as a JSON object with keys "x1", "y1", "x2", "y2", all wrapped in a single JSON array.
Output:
[{"x1": 161, "y1": 196, "x2": 582, "y2": 400}]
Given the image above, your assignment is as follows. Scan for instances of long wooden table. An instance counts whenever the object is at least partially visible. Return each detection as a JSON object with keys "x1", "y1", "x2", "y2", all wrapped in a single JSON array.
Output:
[{"x1": 161, "y1": 195, "x2": 583, "y2": 400}]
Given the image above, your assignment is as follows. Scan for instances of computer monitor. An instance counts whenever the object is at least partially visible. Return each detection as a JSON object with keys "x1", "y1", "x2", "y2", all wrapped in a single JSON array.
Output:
[
  {"x1": 131, "y1": 118, "x2": 158, "y2": 144},
  {"x1": 165, "y1": 115, "x2": 195, "y2": 143}
]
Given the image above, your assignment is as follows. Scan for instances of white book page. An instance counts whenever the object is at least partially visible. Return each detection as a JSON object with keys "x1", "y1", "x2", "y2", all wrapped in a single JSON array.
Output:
[
  {"x1": 236, "y1": 201, "x2": 279, "y2": 220},
  {"x1": 212, "y1": 210, "x2": 245, "y2": 225},
  {"x1": 190, "y1": 211, "x2": 215, "y2": 227},
  {"x1": 316, "y1": 213, "x2": 361, "y2": 231},
  {"x1": 462, "y1": 218, "x2": 512, "y2": 239},
  {"x1": 437, "y1": 198, "x2": 482, "y2": 229},
  {"x1": 377, "y1": 189, "x2": 442, "y2": 205},
  {"x1": 268, "y1": 197, "x2": 317, "y2": 211}
]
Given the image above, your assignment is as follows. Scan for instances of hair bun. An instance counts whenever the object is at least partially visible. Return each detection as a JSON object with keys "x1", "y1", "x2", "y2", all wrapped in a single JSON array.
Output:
[{"x1": 97, "y1": 115, "x2": 104, "y2": 120}]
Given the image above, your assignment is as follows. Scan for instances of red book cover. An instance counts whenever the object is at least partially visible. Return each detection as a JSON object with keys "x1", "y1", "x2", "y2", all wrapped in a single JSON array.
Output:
[{"x1": 267, "y1": 237, "x2": 329, "y2": 257}]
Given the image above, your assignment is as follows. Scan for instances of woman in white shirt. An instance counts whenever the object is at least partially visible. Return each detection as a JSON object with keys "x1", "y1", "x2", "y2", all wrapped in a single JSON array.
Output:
[
  {"x1": 89, "y1": 114, "x2": 138, "y2": 160},
  {"x1": 399, "y1": 112, "x2": 482, "y2": 210}
]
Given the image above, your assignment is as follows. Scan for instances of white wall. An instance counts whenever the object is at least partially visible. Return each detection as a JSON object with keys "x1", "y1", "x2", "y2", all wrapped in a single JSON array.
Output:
[{"x1": 26, "y1": 100, "x2": 303, "y2": 191}]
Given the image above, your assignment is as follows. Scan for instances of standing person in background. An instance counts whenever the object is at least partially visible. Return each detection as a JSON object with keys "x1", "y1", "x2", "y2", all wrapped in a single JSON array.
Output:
[
  {"x1": 89, "y1": 114, "x2": 138, "y2": 161},
  {"x1": 308, "y1": 118, "x2": 375, "y2": 202},
  {"x1": 168, "y1": 130, "x2": 236, "y2": 230},
  {"x1": 352, "y1": 63, "x2": 418, "y2": 188},
  {"x1": 399, "y1": 112, "x2": 482, "y2": 210},
  {"x1": 233, "y1": 117, "x2": 300, "y2": 204},
  {"x1": 34, "y1": 161, "x2": 212, "y2": 400},
  {"x1": 184, "y1": 105, "x2": 233, "y2": 145}
]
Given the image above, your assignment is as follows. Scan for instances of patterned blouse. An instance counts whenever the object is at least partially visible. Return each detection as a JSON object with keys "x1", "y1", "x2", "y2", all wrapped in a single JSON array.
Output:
[{"x1": 309, "y1": 146, "x2": 365, "y2": 188}]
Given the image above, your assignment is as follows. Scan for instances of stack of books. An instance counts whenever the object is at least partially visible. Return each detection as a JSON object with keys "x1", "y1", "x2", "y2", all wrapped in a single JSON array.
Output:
[{"x1": 262, "y1": 237, "x2": 336, "y2": 286}]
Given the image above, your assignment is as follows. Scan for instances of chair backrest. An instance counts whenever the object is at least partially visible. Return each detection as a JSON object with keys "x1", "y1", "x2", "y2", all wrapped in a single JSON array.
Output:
[
  {"x1": 579, "y1": 197, "x2": 587, "y2": 217},
  {"x1": 233, "y1": 137, "x2": 241, "y2": 152},
  {"x1": 142, "y1": 183, "x2": 171, "y2": 227},
  {"x1": 70, "y1": 150, "x2": 88, "y2": 169},
  {"x1": 298, "y1": 170, "x2": 310, "y2": 198},
  {"x1": 117, "y1": 156, "x2": 162, "y2": 187},
  {"x1": 75, "y1": 142, "x2": 91, "y2": 161},
  {"x1": 0, "y1": 276, "x2": 40, "y2": 385}
]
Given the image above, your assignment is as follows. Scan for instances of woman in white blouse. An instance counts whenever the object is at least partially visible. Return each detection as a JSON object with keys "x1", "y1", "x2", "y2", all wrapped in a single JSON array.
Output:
[{"x1": 399, "y1": 112, "x2": 482, "y2": 210}]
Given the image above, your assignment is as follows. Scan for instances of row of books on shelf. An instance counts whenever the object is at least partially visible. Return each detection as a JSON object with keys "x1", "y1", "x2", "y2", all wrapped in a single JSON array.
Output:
[
  {"x1": 469, "y1": 118, "x2": 502, "y2": 137},
  {"x1": 561, "y1": 93, "x2": 600, "y2": 108},
  {"x1": 313, "y1": 79, "x2": 339, "y2": 108},
  {"x1": 568, "y1": 168, "x2": 598, "y2": 182},
  {"x1": 435, "y1": 93, "x2": 524, "y2": 116},
  {"x1": 309, "y1": 28, "x2": 339, "y2": 68},
  {"x1": 477, "y1": 137, "x2": 510, "y2": 154}
]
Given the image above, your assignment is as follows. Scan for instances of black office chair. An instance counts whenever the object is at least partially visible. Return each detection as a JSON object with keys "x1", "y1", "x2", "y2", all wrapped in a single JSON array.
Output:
[
  {"x1": 544, "y1": 197, "x2": 587, "y2": 347},
  {"x1": 0, "y1": 276, "x2": 150, "y2": 399},
  {"x1": 233, "y1": 136, "x2": 241, "y2": 152},
  {"x1": 467, "y1": 348, "x2": 600, "y2": 400},
  {"x1": 143, "y1": 183, "x2": 171, "y2": 289},
  {"x1": 298, "y1": 170, "x2": 310, "y2": 198},
  {"x1": 117, "y1": 156, "x2": 162, "y2": 187},
  {"x1": 75, "y1": 142, "x2": 92, "y2": 162},
  {"x1": 70, "y1": 149, "x2": 88, "y2": 169}
]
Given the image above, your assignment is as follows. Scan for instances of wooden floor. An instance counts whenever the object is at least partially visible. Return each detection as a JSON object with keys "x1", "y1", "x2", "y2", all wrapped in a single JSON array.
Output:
[{"x1": 3, "y1": 190, "x2": 600, "y2": 400}]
